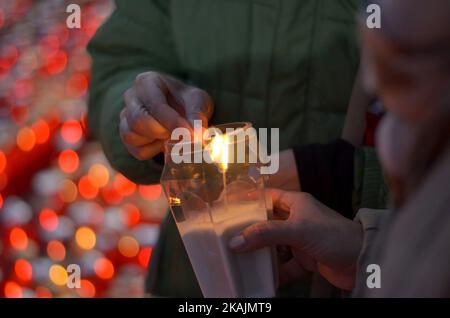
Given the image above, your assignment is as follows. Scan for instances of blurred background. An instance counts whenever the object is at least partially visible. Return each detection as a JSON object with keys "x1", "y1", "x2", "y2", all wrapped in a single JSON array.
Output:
[{"x1": 0, "y1": 0, "x2": 167, "y2": 297}]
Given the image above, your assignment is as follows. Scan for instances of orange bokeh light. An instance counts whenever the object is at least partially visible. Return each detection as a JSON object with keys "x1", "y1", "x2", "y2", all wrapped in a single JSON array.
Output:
[
  {"x1": 0, "y1": 193, "x2": 3, "y2": 209},
  {"x1": 78, "y1": 175, "x2": 99, "y2": 199},
  {"x1": 4, "y1": 281, "x2": 23, "y2": 298},
  {"x1": 10, "y1": 227, "x2": 28, "y2": 251},
  {"x1": 113, "y1": 174, "x2": 136, "y2": 197},
  {"x1": 16, "y1": 127, "x2": 36, "y2": 152},
  {"x1": 47, "y1": 240, "x2": 66, "y2": 262},
  {"x1": 49, "y1": 264, "x2": 68, "y2": 286},
  {"x1": 77, "y1": 280, "x2": 96, "y2": 298},
  {"x1": 118, "y1": 236, "x2": 140, "y2": 258},
  {"x1": 139, "y1": 184, "x2": 162, "y2": 201},
  {"x1": 32, "y1": 120, "x2": 50, "y2": 144},
  {"x1": 138, "y1": 247, "x2": 153, "y2": 268},
  {"x1": 15, "y1": 259, "x2": 33, "y2": 282},
  {"x1": 58, "y1": 150, "x2": 79, "y2": 173},
  {"x1": 0, "y1": 150, "x2": 6, "y2": 173},
  {"x1": 61, "y1": 120, "x2": 83, "y2": 144},
  {"x1": 58, "y1": 179, "x2": 78, "y2": 203},
  {"x1": 88, "y1": 164, "x2": 109, "y2": 188},
  {"x1": 39, "y1": 208, "x2": 59, "y2": 232},
  {"x1": 75, "y1": 226, "x2": 96, "y2": 250},
  {"x1": 94, "y1": 257, "x2": 114, "y2": 280}
]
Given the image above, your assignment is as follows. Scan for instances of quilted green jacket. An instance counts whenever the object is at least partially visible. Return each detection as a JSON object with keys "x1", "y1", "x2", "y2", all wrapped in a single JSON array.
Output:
[{"x1": 88, "y1": 0, "x2": 387, "y2": 296}]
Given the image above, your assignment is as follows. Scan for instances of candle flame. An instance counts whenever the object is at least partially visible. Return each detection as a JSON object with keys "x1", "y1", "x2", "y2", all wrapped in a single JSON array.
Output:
[{"x1": 209, "y1": 134, "x2": 229, "y2": 172}]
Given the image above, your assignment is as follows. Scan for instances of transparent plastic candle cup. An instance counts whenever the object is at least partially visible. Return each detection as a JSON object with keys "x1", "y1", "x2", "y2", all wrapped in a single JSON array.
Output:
[{"x1": 160, "y1": 122, "x2": 276, "y2": 298}]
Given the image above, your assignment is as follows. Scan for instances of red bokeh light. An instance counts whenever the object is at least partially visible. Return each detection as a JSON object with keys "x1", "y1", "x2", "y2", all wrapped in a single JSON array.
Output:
[
  {"x1": 101, "y1": 185, "x2": 123, "y2": 205},
  {"x1": 14, "y1": 259, "x2": 33, "y2": 282},
  {"x1": 61, "y1": 120, "x2": 83, "y2": 144},
  {"x1": 4, "y1": 281, "x2": 23, "y2": 298},
  {"x1": 94, "y1": 257, "x2": 114, "y2": 280},
  {"x1": 58, "y1": 150, "x2": 79, "y2": 173},
  {"x1": 78, "y1": 176, "x2": 99, "y2": 200},
  {"x1": 10, "y1": 227, "x2": 28, "y2": 251},
  {"x1": 39, "y1": 208, "x2": 59, "y2": 232},
  {"x1": 122, "y1": 203, "x2": 141, "y2": 227},
  {"x1": 45, "y1": 50, "x2": 67, "y2": 75}
]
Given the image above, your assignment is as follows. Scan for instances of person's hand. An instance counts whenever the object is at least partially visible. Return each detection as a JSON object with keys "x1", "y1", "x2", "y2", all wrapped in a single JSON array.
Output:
[
  {"x1": 229, "y1": 189, "x2": 363, "y2": 291},
  {"x1": 120, "y1": 72, "x2": 213, "y2": 160}
]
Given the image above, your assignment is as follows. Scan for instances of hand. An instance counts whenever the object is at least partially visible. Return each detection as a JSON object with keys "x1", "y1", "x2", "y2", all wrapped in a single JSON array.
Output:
[
  {"x1": 120, "y1": 72, "x2": 213, "y2": 160},
  {"x1": 229, "y1": 189, "x2": 363, "y2": 291}
]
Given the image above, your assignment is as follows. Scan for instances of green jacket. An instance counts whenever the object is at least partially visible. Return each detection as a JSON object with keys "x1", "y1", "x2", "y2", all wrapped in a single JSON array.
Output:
[{"x1": 88, "y1": 0, "x2": 387, "y2": 297}]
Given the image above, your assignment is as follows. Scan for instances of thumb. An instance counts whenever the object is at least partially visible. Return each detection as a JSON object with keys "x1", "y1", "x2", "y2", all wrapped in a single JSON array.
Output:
[
  {"x1": 229, "y1": 220, "x2": 292, "y2": 252},
  {"x1": 182, "y1": 88, "x2": 213, "y2": 128}
]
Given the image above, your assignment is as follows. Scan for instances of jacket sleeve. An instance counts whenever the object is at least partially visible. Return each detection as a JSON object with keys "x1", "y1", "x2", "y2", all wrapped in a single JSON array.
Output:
[
  {"x1": 293, "y1": 141, "x2": 389, "y2": 218},
  {"x1": 352, "y1": 207, "x2": 390, "y2": 295},
  {"x1": 87, "y1": 0, "x2": 183, "y2": 184},
  {"x1": 352, "y1": 147, "x2": 389, "y2": 211}
]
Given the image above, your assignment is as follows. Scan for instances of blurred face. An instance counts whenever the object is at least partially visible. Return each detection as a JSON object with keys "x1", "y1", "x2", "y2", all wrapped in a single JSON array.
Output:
[
  {"x1": 359, "y1": 6, "x2": 450, "y2": 205},
  {"x1": 361, "y1": 28, "x2": 449, "y2": 123}
]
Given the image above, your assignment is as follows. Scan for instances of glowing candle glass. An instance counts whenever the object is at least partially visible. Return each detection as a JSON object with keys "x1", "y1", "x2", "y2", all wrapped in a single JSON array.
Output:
[{"x1": 160, "y1": 122, "x2": 276, "y2": 298}]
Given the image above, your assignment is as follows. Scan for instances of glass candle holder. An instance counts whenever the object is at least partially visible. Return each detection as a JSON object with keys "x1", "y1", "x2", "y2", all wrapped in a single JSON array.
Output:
[{"x1": 160, "y1": 122, "x2": 275, "y2": 298}]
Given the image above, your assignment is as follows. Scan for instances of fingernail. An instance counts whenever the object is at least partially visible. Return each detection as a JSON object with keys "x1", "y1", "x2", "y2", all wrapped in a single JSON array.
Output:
[{"x1": 229, "y1": 235, "x2": 246, "y2": 250}]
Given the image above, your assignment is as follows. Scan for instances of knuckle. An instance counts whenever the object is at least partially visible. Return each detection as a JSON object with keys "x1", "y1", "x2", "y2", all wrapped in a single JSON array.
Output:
[
  {"x1": 122, "y1": 132, "x2": 136, "y2": 145},
  {"x1": 191, "y1": 88, "x2": 210, "y2": 103},
  {"x1": 135, "y1": 71, "x2": 159, "y2": 85},
  {"x1": 187, "y1": 88, "x2": 213, "y2": 114}
]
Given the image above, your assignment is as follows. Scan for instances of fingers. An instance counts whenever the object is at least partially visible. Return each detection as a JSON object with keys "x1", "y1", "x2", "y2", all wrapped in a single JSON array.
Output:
[
  {"x1": 181, "y1": 88, "x2": 213, "y2": 128},
  {"x1": 121, "y1": 71, "x2": 214, "y2": 161},
  {"x1": 123, "y1": 89, "x2": 170, "y2": 140},
  {"x1": 134, "y1": 72, "x2": 192, "y2": 132},
  {"x1": 265, "y1": 188, "x2": 299, "y2": 213},
  {"x1": 119, "y1": 110, "x2": 156, "y2": 146},
  {"x1": 229, "y1": 220, "x2": 292, "y2": 252},
  {"x1": 123, "y1": 139, "x2": 165, "y2": 161}
]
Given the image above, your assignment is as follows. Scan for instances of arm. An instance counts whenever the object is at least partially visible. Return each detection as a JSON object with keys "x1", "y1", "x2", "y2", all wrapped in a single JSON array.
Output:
[{"x1": 87, "y1": 0, "x2": 183, "y2": 184}]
